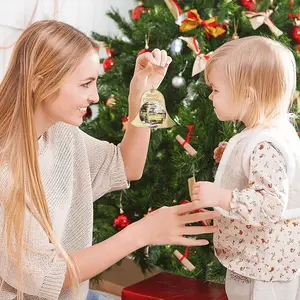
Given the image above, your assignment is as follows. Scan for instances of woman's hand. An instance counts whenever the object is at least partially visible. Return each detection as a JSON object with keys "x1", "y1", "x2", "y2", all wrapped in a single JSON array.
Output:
[
  {"x1": 129, "y1": 49, "x2": 172, "y2": 96},
  {"x1": 132, "y1": 201, "x2": 219, "y2": 247}
]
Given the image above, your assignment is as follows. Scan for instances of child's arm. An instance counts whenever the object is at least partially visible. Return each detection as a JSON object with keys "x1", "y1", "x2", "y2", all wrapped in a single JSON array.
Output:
[
  {"x1": 221, "y1": 141, "x2": 288, "y2": 226},
  {"x1": 192, "y1": 142, "x2": 288, "y2": 226}
]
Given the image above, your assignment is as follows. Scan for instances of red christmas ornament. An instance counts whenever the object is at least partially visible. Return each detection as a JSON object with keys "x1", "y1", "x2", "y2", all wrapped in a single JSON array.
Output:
[
  {"x1": 103, "y1": 57, "x2": 114, "y2": 72},
  {"x1": 132, "y1": 2, "x2": 145, "y2": 21},
  {"x1": 240, "y1": 0, "x2": 256, "y2": 10},
  {"x1": 292, "y1": 24, "x2": 300, "y2": 44},
  {"x1": 113, "y1": 213, "x2": 131, "y2": 231},
  {"x1": 138, "y1": 48, "x2": 151, "y2": 56}
]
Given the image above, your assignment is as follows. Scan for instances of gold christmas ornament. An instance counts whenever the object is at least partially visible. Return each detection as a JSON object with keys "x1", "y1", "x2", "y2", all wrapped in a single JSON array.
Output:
[{"x1": 131, "y1": 89, "x2": 175, "y2": 129}]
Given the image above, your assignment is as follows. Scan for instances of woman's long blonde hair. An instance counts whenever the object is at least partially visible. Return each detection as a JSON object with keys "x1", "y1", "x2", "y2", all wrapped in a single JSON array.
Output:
[
  {"x1": 0, "y1": 20, "x2": 99, "y2": 299},
  {"x1": 205, "y1": 36, "x2": 296, "y2": 127}
]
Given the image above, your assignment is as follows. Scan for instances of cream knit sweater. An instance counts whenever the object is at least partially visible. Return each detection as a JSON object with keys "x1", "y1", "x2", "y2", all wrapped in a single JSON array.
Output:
[{"x1": 0, "y1": 122, "x2": 129, "y2": 300}]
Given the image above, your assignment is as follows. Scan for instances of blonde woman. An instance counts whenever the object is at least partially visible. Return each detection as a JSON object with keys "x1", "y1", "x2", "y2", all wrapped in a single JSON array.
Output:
[
  {"x1": 191, "y1": 36, "x2": 300, "y2": 299},
  {"x1": 0, "y1": 20, "x2": 219, "y2": 300}
]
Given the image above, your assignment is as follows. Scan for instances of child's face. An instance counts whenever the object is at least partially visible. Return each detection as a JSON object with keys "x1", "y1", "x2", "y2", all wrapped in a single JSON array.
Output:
[{"x1": 207, "y1": 66, "x2": 239, "y2": 122}]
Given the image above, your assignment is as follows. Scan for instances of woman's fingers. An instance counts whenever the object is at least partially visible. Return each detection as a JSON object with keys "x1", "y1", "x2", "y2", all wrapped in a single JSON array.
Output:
[
  {"x1": 175, "y1": 237, "x2": 210, "y2": 246},
  {"x1": 179, "y1": 211, "x2": 220, "y2": 225},
  {"x1": 179, "y1": 225, "x2": 218, "y2": 236}
]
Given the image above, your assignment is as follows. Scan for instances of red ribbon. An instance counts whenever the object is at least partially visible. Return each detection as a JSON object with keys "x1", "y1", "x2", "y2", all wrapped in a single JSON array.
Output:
[
  {"x1": 122, "y1": 116, "x2": 128, "y2": 122},
  {"x1": 179, "y1": 247, "x2": 189, "y2": 261},
  {"x1": 171, "y1": 0, "x2": 182, "y2": 14},
  {"x1": 192, "y1": 37, "x2": 211, "y2": 60},
  {"x1": 288, "y1": 13, "x2": 300, "y2": 20},
  {"x1": 181, "y1": 124, "x2": 194, "y2": 147},
  {"x1": 192, "y1": 36, "x2": 201, "y2": 55}
]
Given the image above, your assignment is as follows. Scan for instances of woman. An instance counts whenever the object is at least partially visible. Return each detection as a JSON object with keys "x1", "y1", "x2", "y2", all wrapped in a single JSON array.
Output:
[{"x1": 0, "y1": 20, "x2": 218, "y2": 300}]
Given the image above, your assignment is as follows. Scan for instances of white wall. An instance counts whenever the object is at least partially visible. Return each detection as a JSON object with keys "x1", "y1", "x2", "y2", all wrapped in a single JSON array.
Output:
[{"x1": 0, "y1": 0, "x2": 136, "y2": 79}]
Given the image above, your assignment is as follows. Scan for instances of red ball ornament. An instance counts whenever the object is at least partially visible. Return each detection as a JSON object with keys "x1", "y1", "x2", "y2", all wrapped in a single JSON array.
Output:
[
  {"x1": 240, "y1": 0, "x2": 255, "y2": 10},
  {"x1": 292, "y1": 25, "x2": 300, "y2": 44},
  {"x1": 103, "y1": 57, "x2": 114, "y2": 72},
  {"x1": 132, "y1": 2, "x2": 145, "y2": 21},
  {"x1": 113, "y1": 213, "x2": 131, "y2": 231},
  {"x1": 138, "y1": 48, "x2": 151, "y2": 56}
]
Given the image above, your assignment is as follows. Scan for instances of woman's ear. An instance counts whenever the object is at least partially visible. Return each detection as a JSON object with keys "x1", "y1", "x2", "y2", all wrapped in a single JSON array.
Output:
[{"x1": 32, "y1": 75, "x2": 43, "y2": 93}]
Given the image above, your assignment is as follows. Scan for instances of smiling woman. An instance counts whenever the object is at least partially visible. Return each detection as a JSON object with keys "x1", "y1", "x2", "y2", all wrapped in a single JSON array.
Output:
[{"x1": 0, "y1": 19, "x2": 218, "y2": 300}]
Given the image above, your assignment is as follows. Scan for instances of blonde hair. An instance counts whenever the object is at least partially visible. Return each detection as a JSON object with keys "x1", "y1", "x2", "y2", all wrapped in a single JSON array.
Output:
[
  {"x1": 205, "y1": 36, "x2": 297, "y2": 128},
  {"x1": 0, "y1": 20, "x2": 99, "y2": 299}
]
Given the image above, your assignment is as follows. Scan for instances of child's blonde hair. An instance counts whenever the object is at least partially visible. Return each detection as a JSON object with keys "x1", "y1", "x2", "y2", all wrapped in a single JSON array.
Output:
[
  {"x1": 0, "y1": 20, "x2": 99, "y2": 299},
  {"x1": 205, "y1": 36, "x2": 297, "y2": 128}
]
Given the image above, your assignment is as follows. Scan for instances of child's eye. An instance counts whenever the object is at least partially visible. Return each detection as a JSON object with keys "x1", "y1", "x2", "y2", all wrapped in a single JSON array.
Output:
[{"x1": 82, "y1": 81, "x2": 92, "y2": 88}]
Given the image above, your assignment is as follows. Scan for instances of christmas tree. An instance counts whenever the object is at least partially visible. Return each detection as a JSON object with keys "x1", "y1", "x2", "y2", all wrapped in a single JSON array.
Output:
[{"x1": 81, "y1": 0, "x2": 300, "y2": 283}]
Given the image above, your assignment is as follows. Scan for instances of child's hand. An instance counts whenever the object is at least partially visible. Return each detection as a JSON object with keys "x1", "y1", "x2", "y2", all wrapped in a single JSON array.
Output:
[
  {"x1": 191, "y1": 181, "x2": 232, "y2": 211},
  {"x1": 129, "y1": 49, "x2": 172, "y2": 96},
  {"x1": 213, "y1": 141, "x2": 228, "y2": 163}
]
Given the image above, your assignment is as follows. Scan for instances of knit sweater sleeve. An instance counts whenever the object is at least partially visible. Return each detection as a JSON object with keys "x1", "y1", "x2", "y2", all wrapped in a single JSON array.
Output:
[
  {"x1": 0, "y1": 202, "x2": 66, "y2": 300},
  {"x1": 77, "y1": 128, "x2": 129, "y2": 200},
  {"x1": 227, "y1": 141, "x2": 289, "y2": 226}
]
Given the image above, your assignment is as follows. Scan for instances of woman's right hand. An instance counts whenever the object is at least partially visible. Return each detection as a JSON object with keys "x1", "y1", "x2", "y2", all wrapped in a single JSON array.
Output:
[{"x1": 132, "y1": 201, "x2": 219, "y2": 247}]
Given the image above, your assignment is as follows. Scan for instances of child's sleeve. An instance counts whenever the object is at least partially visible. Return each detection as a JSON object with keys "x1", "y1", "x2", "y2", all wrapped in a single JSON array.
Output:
[{"x1": 227, "y1": 141, "x2": 289, "y2": 226}]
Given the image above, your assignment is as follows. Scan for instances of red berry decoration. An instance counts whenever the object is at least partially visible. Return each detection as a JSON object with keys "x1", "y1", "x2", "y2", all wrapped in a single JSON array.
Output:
[
  {"x1": 132, "y1": 2, "x2": 145, "y2": 21},
  {"x1": 113, "y1": 214, "x2": 131, "y2": 231},
  {"x1": 240, "y1": 0, "x2": 255, "y2": 10}
]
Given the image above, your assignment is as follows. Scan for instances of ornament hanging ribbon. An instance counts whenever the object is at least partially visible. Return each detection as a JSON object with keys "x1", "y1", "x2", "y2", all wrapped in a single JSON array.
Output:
[
  {"x1": 164, "y1": 0, "x2": 185, "y2": 25},
  {"x1": 173, "y1": 248, "x2": 195, "y2": 271},
  {"x1": 176, "y1": 124, "x2": 197, "y2": 156},
  {"x1": 180, "y1": 36, "x2": 213, "y2": 76},
  {"x1": 179, "y1": 9, "x2": 226, "y2": 39},
  {"x1": 245, "y1": 9, "x2": 283, "y2": 36},
  {"x1": 181, "y1": 124, "x2": 194, "y2": 146}
]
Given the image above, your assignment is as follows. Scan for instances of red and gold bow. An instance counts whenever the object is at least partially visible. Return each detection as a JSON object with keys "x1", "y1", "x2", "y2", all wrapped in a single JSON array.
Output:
[
  {"x1": 245, "y1": 9, "x2": 283, "y2": 36},
  {"x1": 179, "y1": 9, "x2": 226, "y2": 38}
]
